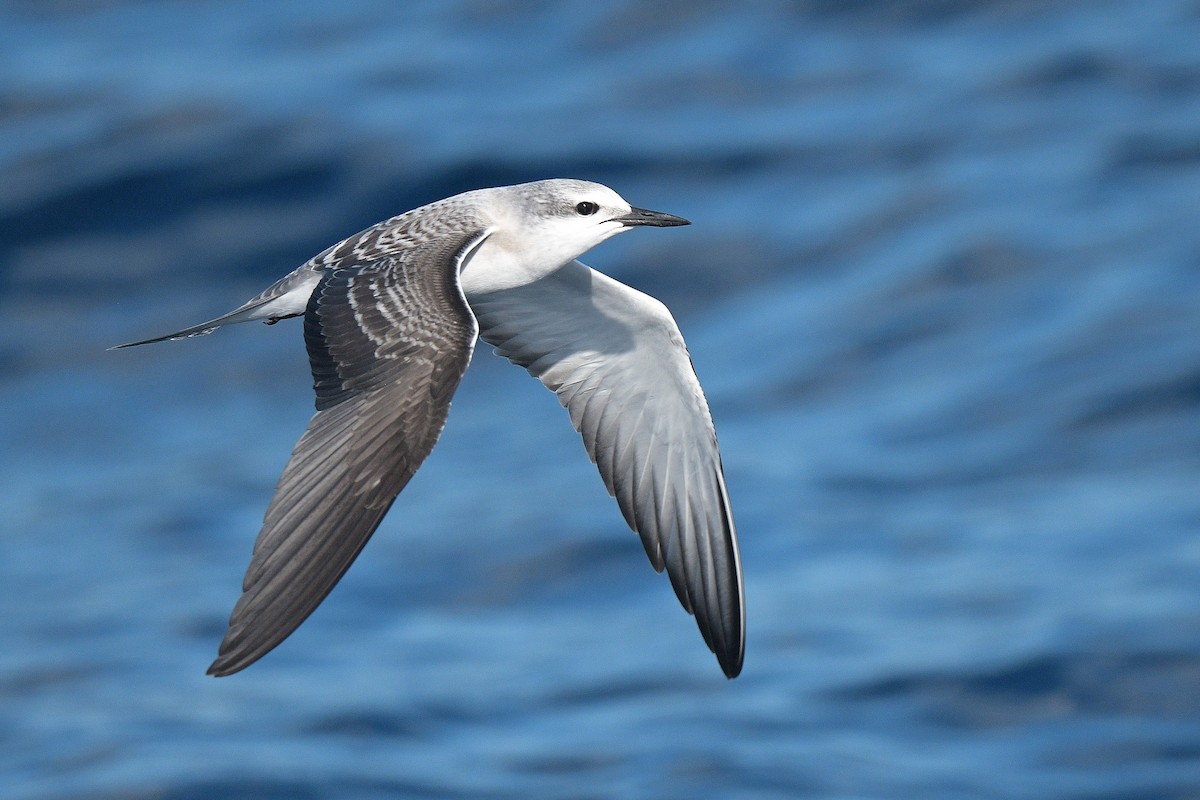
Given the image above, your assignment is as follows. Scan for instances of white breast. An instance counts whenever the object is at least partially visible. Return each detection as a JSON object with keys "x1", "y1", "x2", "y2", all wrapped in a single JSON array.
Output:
[{"x1": 458, "y1": 228, "x2": 574, "y2": 295}]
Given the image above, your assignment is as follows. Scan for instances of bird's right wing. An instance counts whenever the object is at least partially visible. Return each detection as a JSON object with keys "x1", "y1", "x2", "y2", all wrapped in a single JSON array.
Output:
[
  {"x1": 208, "y1": 230, "x2": 490, "y2": 676},
  {"x1": 466, "y1": 260, "x2": 745, "y2": 678}
]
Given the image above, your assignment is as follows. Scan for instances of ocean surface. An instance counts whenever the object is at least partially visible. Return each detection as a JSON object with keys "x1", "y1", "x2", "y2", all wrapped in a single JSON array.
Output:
[{"x1": 3, "y1": 1, "x2": 1200, "y2": 798}]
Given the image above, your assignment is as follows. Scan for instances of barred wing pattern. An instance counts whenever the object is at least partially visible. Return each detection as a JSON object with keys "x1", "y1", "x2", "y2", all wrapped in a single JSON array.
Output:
[
  {"x1": 208, "y1": 231, "x2": 487, "y2": 676},
  {"x1": 466, "y1": 260, "x2": 745, "y2": 678}
]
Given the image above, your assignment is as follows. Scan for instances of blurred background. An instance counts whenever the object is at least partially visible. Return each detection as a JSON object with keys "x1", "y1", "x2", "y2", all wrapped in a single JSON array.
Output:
[{"x1": 3, "y1": 1, "x2": 1199, "y2": 798}]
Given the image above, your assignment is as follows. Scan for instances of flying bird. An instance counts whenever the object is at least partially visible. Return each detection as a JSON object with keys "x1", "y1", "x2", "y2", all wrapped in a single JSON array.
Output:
[{"x1": 114, "y1": 179, "x2": 744, "y2": 678}]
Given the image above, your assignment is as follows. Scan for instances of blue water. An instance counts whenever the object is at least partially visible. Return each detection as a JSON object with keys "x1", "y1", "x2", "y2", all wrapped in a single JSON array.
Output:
[{"x1": 3, "y1": 1, "x2": 1200, "y2": 797}]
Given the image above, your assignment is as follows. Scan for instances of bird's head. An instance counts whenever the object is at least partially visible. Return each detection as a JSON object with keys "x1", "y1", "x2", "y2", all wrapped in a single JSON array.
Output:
[{"x1": 496, "y1": 179, "x2": 689, "y2": 270}]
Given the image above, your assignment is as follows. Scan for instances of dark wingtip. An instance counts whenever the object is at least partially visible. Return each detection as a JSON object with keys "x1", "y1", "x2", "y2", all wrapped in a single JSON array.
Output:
[
  {"x1": 712, "y1": 616, "x2": 745, "y2": 679},
  {"x1": 206, "y1": 652, "x2": 246, "y2": 678}
]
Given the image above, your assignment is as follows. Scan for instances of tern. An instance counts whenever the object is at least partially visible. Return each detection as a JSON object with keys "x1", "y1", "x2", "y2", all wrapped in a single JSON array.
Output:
[{"x1": 114, "y1": 179, "x2": 745, "y2": 678}]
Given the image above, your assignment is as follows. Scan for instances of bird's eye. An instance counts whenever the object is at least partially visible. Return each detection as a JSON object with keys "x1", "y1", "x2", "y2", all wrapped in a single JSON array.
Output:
[{"x1": 575, "y1": 201, "x2": 599, "y2": 216}]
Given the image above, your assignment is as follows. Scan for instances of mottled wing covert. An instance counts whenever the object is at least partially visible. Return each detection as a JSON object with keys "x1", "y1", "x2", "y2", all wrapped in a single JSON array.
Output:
[{"x1": 208, "y1": 231, "x2": 488, "y2": 675}]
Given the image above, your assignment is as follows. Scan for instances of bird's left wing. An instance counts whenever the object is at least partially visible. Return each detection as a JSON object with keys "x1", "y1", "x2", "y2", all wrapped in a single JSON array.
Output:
[
  {"x1": 208, "y1": 230, "x2": 489, "y2": 676},
  {"x1": 466, "y1": 260, "x2": 745, "y2": 678}
]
